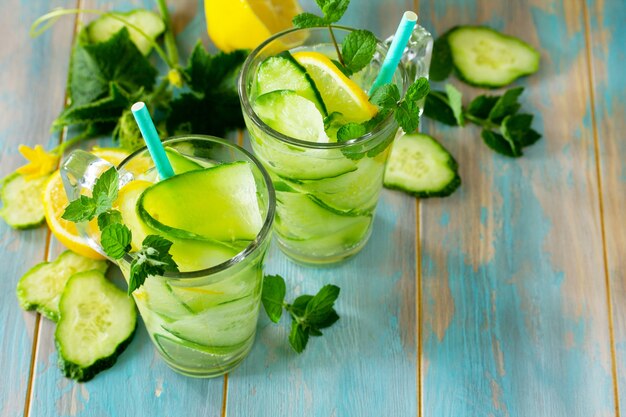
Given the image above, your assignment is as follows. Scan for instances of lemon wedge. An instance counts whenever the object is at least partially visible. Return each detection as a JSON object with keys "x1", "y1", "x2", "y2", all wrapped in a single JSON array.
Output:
[
  {"x1": 204, "y1": 0, "x2": 302, "y2": 52},
  {"x1": 43, "y1": 148, "x2": 130, "y2": 260},
  {"x1": 292, "y1": 52, "x2": 378, "y2": 123}
]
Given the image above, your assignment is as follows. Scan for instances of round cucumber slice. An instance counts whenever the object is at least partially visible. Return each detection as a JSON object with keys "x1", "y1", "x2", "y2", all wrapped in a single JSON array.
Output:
[
  {"x1": 86, "y1": 10, "x2": 165, "y2": 55},
  {"x1": 0, "y1": 173, "x2": 48, "y2": 229},
  {"x1": 256, "y1": 52, "x2": 327, "y2": 116},
  {"x1": 138, "y1": 162, "x2": 263, "y2": 243},
  {"x1": 447, "y1": 26, "x2": 540, "y2": 88}
]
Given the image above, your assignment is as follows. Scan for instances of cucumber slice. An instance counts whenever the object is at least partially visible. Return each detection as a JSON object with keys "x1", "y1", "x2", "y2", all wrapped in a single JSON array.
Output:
[
  {"x1": 256, "y1": 52, "x2": 327, "y2": 116},
  {"x1": 253, "y1": 90, "x2": 329, "y2": 143},
  {"x1": 154, "y1": 333, "x2": 251, "y2": 358},
  {"x1": 16, "y1": 251, "x2": 109, "y2": 321},
  {"x1": 55, "y1": 270, "x2": 137, "y2": 382},
  {"x1": 86, "y1": 10, "x2": 165, "y2": 55},
  {"x1": 162, "y1": 296, "x2": 259, "y2": 347},
  {"x1": 447, "y1": 26, "x2": 540, "y2": 87},
  {"x1": 384, "y1": 133, "x2": 461, "y2": 198},
  {"x1": 138, "y1": 162, "x2": 263, "y2": 243},
  {"x1": 137, "y1": 277, "x2": 193, "y2": 321},
  {"x1": 0, "y1": 173, "x2": 48, "y2": 229}
]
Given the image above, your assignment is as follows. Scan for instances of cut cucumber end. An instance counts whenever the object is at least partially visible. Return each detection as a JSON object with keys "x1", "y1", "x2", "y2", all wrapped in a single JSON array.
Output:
[
  {"x1": 384, "y1": 133, "x2": 461, "y2": 198},
  {"x1": 447, "y1": 26, "x2": 540, "y2": 88},
  {"x1": 0, "y1": 173, "x2": 48, "y2": 229}
]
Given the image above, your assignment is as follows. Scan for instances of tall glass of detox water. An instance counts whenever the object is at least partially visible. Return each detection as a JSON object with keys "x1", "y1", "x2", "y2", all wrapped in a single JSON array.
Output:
[
  {"x1": 60, "y1": 136, "x2": 275, "y2": 377},
  {"x1": 239, "y1": 25, "x2": 431, "y2": 264}
]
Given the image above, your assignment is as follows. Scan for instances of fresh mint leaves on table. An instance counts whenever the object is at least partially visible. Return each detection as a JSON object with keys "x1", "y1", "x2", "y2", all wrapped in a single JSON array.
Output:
[
  {"x1": 424, "y1": 29, "x2": 542, "y2": 158},
  {"x1": 261, "y1": 275, "x2": 341, "y2": 353},
  {"x1": 62, "y1": 167, "x2": 178, "y2": 294}
]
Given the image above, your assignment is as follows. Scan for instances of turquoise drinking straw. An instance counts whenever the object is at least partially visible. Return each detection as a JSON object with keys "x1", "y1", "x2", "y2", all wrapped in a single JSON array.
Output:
[
  {"x1": 370, "y1": 11, "x2": 418, "y2": 94},
  {"x1": 131, "y1": 102, "x2": 174, "y2": 180}
]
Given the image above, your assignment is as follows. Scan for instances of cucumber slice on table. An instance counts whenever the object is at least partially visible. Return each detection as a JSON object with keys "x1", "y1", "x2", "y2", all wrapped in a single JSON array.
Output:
[
  {"x1": 256, "y1": 52, "x2": 327, "y2": 116},
  {"x1": 86, "y1": 10, "x2": 165, "y2": 55},
  {"x1": 16, "y1": 251, "x2": 109, "y2": 321},
  {"x1": 447, "y1": 26, "x2": 540, "y2": 87},
  {"x1": 55, "y1": 270, "x2": 137, "y2": 382},
  {"x1": 0, "y1": 173, "x2": 49, "y2": 229},
  {"x1": 138, "y1": 162, "x2": 263, "y2": 243},
  {"x1": 384, "y1": 133, "x2": 461, "y2": 198}
]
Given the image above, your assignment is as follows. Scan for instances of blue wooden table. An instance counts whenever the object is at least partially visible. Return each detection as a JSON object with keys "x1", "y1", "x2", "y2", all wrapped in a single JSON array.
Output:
[{"x1": 1, "y1": 0, "x2": 624, "y2": 416}]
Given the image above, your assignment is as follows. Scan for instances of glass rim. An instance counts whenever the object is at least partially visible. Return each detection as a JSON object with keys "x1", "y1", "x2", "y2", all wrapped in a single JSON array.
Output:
[
  {"x1": 115, "y1": 135, "x2": 275, "y2": 280},
  {"x1": 238, "y1": 25, "x2": 407, "y2": 150}
]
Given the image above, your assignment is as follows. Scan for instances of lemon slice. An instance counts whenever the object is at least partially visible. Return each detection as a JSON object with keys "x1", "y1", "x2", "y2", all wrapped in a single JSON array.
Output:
[
  {"x1": 292, "y1": 52, "x2": 378, "y2": 124},
  {"x1": 205, "y1": 0, "x2": 302, "y2": 52},
  {"x1": 43, "y1": 148, "x2": 130, "y2": 260}
]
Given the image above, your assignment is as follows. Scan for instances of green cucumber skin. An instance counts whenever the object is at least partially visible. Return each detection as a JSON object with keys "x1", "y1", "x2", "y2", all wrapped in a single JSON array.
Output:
[
  {"x1": 384, "y1": 173, "x2": 462, "y2": 198},
  {"x1": 448, "y1": 26, "x2": 540, "y2": 88},
  {"x1": 56, "y1": 323, "x2": 137, "y2": 383},
  {"x1": 0, "y1": 173, "x2": 46, "y2": 230}
]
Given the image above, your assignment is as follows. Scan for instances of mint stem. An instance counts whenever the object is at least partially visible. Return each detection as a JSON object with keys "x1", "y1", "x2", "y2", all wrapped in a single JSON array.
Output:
[
  {"x1": 328, "y1": 26, "x2": 344, "y2": 66},
  {"x1": 156, "y1": 0, "x2": 180, "y2": 68},
  {"x1": 463, "y1": 113, "x2": 498, "y2": 130}
]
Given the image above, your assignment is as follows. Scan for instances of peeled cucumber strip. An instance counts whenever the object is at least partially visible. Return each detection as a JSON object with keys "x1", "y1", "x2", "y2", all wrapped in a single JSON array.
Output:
[
  {"x1": 55, "y1": 270, "x2": 136, "y2": 382},
  {"x1": 256, "y1": 52, "x2": 327, "y2": 116},
  {"x1": 16, "y1": 251, "x2": 109, "y2": 321},
  {"x1": 447, "y1": 26, "x2": 540, "y2": 87},
  {"x1": 162, "y1": 296, "x2": 259, "y2": 347},
  {"x1": 154, "y1": 333, "x2": 251, "y2": 359},
  {"x1": 138, "y1": 162, "x2": 263, "y2": 243},
  {"x1": 384, "y1": 133, "x2": 461, "y2": 198},
  {"x1": 86, "y1": 10, "x2": 165, "y2": 55},
  {"x1": 253, "y1": 90, "x2": 329, "y2": 143},
  {"x1": 116, "y1": 180, "x2": 242, "y2": 272},
  {"x1": 0, "y1": 173, "x2": 48, "y2": 229},
  {"x1": 275, "y1": 190, "x2": 371, "y2": 241}
]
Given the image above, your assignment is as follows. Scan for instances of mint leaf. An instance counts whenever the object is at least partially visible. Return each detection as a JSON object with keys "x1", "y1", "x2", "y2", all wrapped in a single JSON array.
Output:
[
  {"x1": 289, "y1": 323, "x2": 310, "y2": 353},
  {"x1": 128, "y1": 235, "x2": 178, "y2": 294},
  {"x1": 423, "y1": 91, "x2": 458, "y2": 126},
  {"x1": 304, "y1": 284, "x2": 340, "y2": 324},
  {"x1": 370, "y1": 84, "x2": 400, "y2": 109},
  {"x1": 466, "y1": 94, "x2": 499, "y2": 119},
  {"x1": 501, "y1": 114, "x2": 541, "y2": 148},
  {"x1": 62, "y1": 196, "x2": 97, "y2": 222},
  {"x1": 93, "y1": 167, "x2": 119, "y2": 204},
  {"x1": 429, "y1": 31, "x2": 454, "y2": 81},
  {"x1": 488, "y1": 87, "x2": 523, "y2": 122},
  {"x1": 331, "y1": 59, "x2": 352, "y2": 77},
  {"x1": 395, "y1": 100, "x2": 420, "y2": 133},
  {"x1": 292, "y1": 13, "x2": 327, "y2": 28},
  {"x1": 342, "y1": 30, "x2": 377, "y2": 74},
  {"x1": 406, "y1": 77, "x2": 430, "y2": 102},
  {"x1": 289, "y1": 294, "x2": 314, "y2": 317},
  {"x1": 320, "y1": 0, "x2": 350, "y2": 23},
  {"x1": 481, "y1": 129, "x2": 522, "y2": 157},
  {"x1": 337, "y1": 123, "x2": 366, "y2": 142},
  {"x1": 183, "y1": 44, "x2": 247, "y2": 93},
  {"x1": 69, "y1": 28, "x2": 156, "y2": 107},
  {"x1": 445, "y1": 84, "x2": 464, "y2": 126},
  {"x1": 97, "y1": 210, "x2": 123, "y2": 230},
  {"x1": 100, "y1": 223, "x2": 132, "y2": 259},
  {"x1": 262, "y1": 275, "x2": 286, "y2": 323}
]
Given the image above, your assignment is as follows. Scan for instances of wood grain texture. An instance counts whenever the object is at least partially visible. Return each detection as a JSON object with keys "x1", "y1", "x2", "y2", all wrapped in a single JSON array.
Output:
[
  {"x1": 226, "y1": 1, "x2": 418, "y2": 414},
  {"x1": 586, "y1": 0, "x2": 626, "y2": 413},
  {"x1": 25, "y1": 1, "x2": 223, "y2": 416},
  {"x1": 0, "y1": 1, "x2": 75, "y2": 416},
  {"x1": 418, "y1": 0, "x2": 617, "y2": 415}
]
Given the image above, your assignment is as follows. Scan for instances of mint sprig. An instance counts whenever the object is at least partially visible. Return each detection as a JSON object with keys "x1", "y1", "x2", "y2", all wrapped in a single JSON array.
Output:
[
  {"x1": 369, "y1": 77, "x2": 430, "y2": 134},
  {"x1": 62, "y1": 167, "x2": 178, "y2": 293},
  {"x1": 261, "y1": 275, "x2": 341, "y2": 353}
]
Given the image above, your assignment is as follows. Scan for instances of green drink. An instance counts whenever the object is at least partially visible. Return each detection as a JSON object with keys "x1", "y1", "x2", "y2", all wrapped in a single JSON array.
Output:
[
  {"x1": 62, "y1": 136, "x2": 275, "y2": 377},
  {"x1": 239, "y1": 27, "x2": 408, "y2": 264}
]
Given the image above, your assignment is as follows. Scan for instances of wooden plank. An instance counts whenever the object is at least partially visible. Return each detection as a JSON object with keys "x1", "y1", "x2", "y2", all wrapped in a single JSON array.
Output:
[
  {"x1": 0, "y1": 1, "x2": 75, "y2": 416},
  {"x1": 227, "y1": 1, "x2": 418, "y2": 415},
  {"x1": 418, "y1": 0, "x2": 616, "y2": 415},
  {"x1": 25, "y1": 1, "x2": 223, "y2": 416},
  {"x1": 586, "y1": 0, "x2": 626, "y2": 413}
]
